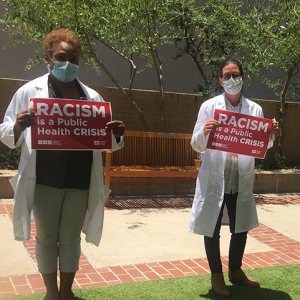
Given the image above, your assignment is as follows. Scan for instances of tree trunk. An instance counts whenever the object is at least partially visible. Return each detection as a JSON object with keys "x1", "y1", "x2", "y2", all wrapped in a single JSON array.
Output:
[
  {"x1": 190, "y1": 53, "x2": 209, "y2": 87},
  {"x1": 279, "y1": 69, "x2": 295, "y2": 157},
  {"x1": 150, "y1": 46, "x2": 166, "y2": 133},
  {"x1": 83, "y1": 32, "x2": 150, "y2": 132}
]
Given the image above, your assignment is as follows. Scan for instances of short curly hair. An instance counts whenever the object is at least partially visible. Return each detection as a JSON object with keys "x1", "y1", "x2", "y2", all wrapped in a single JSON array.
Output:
[{"x1": 43, "y1": 29, "x2": 82, "y2": 57}]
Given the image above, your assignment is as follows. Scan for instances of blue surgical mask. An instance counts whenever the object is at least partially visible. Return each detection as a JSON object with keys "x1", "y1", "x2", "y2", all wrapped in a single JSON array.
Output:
[
  {"x1": 222, "y1": 76, "x2": 243, "y2": 95},
  {"x1": 51, "y1": 61, "x2": 79, "y2": 83}
]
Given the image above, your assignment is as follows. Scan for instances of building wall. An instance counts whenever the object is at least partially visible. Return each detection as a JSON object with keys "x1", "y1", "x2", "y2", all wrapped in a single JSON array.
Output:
[
  {"x1": 1, "y1": 77, "x2": 299, "y2": 165},
  {"x1": 0, "y1": 6, "x2": 289, "y2": 101}
]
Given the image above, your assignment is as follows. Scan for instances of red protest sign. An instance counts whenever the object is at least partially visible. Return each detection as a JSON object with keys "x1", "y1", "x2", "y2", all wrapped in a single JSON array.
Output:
[
  {"x1": 30, "y1": 98, "x2": 112, "y2": 150},
  {"x1": 207, "y1": 109, "x2": 273, "y2": 158}
]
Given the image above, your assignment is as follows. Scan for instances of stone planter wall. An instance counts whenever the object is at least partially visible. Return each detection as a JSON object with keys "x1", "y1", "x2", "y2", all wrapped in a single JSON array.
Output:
[{"x1": 1, "y1": 171, "x2": 299, "y2": 198}]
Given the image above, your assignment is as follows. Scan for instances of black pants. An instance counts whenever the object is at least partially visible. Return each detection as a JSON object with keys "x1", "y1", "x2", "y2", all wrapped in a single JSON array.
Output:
[{"x1": 204, "y1": 193, "x2": 247, "y2": 274}]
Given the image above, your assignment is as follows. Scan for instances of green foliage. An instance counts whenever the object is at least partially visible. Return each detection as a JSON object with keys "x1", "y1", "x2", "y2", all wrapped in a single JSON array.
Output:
[
  {"x1": 0, "y1": 0, "x2": 195, "y2": 132},
  {"x1": 1, "y1": 0, "x2": 300, "y2": 139},
  {"x1": 257, "y1": 152, "x2": 287, "y2": 170},
  {"x1": 195, "y1": 81, "x2": 223, "y2": 100},
  {"x1": 0, "y1": 147, "x2": 21, "y2": 170},
  {"x1": 171, "y1": 0, "x2": 300, "y2": 103},
  {"x1": 240, "y1": 0, "x2": 300, "y2": 157},
  {"x1": 171, "y1": 0, "x2": 263, "y2": 98},
  {"x1": 0, "y1": 0, "x2": 192, "y2": 79},
  {"x1": 242, "y1": 0, "x2": 300, "y2": 102}
]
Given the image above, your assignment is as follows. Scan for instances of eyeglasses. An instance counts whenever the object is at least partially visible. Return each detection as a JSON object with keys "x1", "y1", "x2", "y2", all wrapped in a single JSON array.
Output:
[{"x1": 221, "y1": 72, "x2": 242, "y2": 81}]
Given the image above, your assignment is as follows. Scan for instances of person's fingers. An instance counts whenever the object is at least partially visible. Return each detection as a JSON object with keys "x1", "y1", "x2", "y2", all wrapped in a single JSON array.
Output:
[
  {"x1": 17, "y1": 113, "x2": 36, "y2": 129},
  {"x1": 105, "y1": 120, "x2": 125, "y2": 130}
]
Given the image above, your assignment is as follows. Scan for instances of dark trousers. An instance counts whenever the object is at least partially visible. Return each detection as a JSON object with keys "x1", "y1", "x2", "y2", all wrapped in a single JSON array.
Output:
[{"x1": 204, "y1": 193, "x2": 247, "y2": 274}]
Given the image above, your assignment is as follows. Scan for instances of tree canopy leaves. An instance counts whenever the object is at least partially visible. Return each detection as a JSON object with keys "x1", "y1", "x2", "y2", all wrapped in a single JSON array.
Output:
[{"x1": 1, "y1": 0, "x2": 300, "y2": 141}]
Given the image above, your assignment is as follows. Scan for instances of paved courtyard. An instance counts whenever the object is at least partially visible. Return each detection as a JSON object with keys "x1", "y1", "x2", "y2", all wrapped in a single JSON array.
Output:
[{"x1": 0, "y1": 194, "x2": 300, "y2": 297}]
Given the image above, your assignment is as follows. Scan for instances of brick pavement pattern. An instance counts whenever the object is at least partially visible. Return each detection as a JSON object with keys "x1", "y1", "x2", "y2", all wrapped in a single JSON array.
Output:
[{"x1": 0, "y1": 195, "x2": 300, "y2": 297}]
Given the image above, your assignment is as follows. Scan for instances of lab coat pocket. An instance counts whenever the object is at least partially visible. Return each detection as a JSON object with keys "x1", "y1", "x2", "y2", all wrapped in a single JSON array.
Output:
[
  {"x1": 197, "y1": 170, "x2": 216, "y2": 202},
  {"x1": 9, "y1": 174, "x2": 19, "y2": 192},
  {"x1": 89, "y1": 182, "x2": 111, "y2": 206},
  {"x1": 25, "y1": 176, "x2": 36, "y2": 208},
  {"x1": 100, "y1": 184, "x2": 111, "y2": 202},
  {"x1": 239, "y1": 171, "x2": 255, "y2": 201}
]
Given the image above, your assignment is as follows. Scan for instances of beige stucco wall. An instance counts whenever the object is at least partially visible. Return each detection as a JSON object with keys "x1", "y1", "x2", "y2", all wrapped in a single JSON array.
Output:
[{"x1": 0, "y1": 77, "x2": 299, "y2": 165}]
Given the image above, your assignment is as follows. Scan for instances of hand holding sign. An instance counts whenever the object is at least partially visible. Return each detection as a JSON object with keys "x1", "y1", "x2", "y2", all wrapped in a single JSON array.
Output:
[
  {"x1": 270, "y1": 118, "x2": 279, "y2": 139},
  {"x1": 13, "y1": 108, "x2": 38, "y2": 140},
  {"x1": 105, "y1": 120, "x2": 125, "y2": 138},
  {"x1": 203, "y1": 119, "x2": 219, "y2": 136}
]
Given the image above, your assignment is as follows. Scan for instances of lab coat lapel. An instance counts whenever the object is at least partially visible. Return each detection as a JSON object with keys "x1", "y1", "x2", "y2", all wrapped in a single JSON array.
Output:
[
  {"x1": 77, "y1": 80, "x2": 97, "y2": 101},
  {"x1": 33, "y1": 74, "x2": 50, "y2": 98},
  {"x1": 214, "y1": 94, "x2": 227, "y2": 167},
  {"x1": 215, "y1": 93, "x2": 226, "y2": 111},
  {"x1": 23, "y1": 74, "x2": 49, "y2": 160},
  {"x1": 240, "y1": 95, "x2": 250, "y2": 115}
]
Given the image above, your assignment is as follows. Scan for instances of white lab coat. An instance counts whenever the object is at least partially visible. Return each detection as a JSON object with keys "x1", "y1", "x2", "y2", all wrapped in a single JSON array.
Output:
[
  {"x1": 189, "y1": 94, "x2": 273, "y2": 237},
  {"x1": 0, "y1": 74, "x2": 124, "y2": 246}
]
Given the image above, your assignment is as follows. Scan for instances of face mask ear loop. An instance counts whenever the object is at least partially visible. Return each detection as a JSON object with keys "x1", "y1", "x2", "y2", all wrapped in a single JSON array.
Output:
[
  {"x1": 45, "y1": 53, "x2": 53, "y2": 73},
  {"x1": 47, "y1": 54, "x2": 54, "y2": 63}
]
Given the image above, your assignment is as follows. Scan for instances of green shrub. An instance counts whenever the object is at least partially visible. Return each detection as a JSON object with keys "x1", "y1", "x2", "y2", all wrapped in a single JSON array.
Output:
[
  {"x1": 0, "y1": 147, "x2": 21, "y2": 170},
  {"x1": 257, "y1": 152, "x2": 287, "y2": 170}
]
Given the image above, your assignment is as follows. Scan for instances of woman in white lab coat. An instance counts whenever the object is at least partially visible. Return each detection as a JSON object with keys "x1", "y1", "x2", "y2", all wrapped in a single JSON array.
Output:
[
  {"x1": 0, "y1": 29, "x2": 124, "y2": 300},
  {"x1": 189, "y1": 58, "x2": 278, "y2": 297}
]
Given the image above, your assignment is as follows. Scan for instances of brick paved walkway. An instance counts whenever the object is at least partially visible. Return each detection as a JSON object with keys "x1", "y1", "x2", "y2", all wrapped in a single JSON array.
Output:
[{"x1": 0, "y1": 195, "x2": 300, "y2": 297}]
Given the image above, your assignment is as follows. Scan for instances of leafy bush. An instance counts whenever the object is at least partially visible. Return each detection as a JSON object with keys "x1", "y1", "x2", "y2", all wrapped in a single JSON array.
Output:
[
  {"x1": 195, "y1": 82, "x2": 224, "y2": 100},
  {"x1": 0, "y1": 147, "x2": 21, "y2": 170},
  {"x1": 257, "y1": 152, "x2": 287, "y2": 170}
]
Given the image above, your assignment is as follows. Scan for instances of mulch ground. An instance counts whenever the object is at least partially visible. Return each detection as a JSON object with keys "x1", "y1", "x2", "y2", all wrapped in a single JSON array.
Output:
[{"x1": 108, "y1": 194, "x2": 300, "y2": 210}]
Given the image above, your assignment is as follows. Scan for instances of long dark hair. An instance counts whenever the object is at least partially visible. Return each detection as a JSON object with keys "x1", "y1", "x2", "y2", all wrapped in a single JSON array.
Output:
[{"x1": 219, "y1": 58, "x2": 244, "y2": 78}]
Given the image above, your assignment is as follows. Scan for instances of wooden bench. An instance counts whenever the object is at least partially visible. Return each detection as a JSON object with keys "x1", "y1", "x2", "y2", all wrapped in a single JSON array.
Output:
[{"x1": 103, "y1": 131, "x2": 199, "y2": 206}]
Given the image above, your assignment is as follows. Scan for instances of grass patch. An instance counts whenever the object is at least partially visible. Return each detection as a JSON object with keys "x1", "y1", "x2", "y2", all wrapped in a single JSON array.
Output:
[{"x1": 3, "y1": 264, "x2": 300, "y2": 300}]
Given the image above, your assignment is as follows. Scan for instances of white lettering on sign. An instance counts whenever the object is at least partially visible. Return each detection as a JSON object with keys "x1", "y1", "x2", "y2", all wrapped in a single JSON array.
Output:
[
  {"x1": 38, "y1": 127, "x2": 71, "y2": 136},
  {"x1": 57, "y1": 118, "x2": 88, "y2": 126},
  {"x1": 213, "y1": 132, "x2": 238, "y2": 142},
  {"x1": 240, "y1": 138, "x2": 264, "y2": 147},
  {"x1": 218, "y1": 113, "x2": 268, "y2": 132},
  {"x1": 73, "y1": 128, "x2": 106, "y2": 136},
  {"x1": 37, "y1": 103, "x2": 49, "y2": 115},
  {"x1": 230, "y1": 128, "x2": 253, "y2": 137},
  {"x1": 50, "y1": 103, "x2": 64, "y2": 116},
  {"x1": 63, "y1": 104, "x2": 75, "y2": 116},
  {"x1": 37, "y1": 103, "x2": 106, "y2": 118}
]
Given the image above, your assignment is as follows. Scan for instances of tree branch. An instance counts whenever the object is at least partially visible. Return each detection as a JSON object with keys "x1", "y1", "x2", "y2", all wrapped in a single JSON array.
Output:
[
  {"x1": 194, "y1": 38, "x2": 205, "y2": 57},
  {"x1": 190, "y1": 53, "x2": 209, "y2": 86},
  {"x1": 279, "y1": 61, "x2": 298, "y2": 157},
  {"x1": 158, "y1": 6, "x2": 202, "y2": 29},
  {"x1": 82, "y1": 29, "x2": 149, "y2": 131}
]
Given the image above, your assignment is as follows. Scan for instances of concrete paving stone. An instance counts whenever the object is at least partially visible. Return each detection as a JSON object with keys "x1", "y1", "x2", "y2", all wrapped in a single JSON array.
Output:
[
  {"x1": 1, "y1": 194, "x2": 299, "y2": 281},
  {"x1": 0, "y1": 215, "x2": 37, "y2": 277},
  {"x1": 81, "y1": 208, "x2": 272, "y2": 268},
  {"x1": 257, "y1": 203, "x2": 300, "y2": 242}
]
